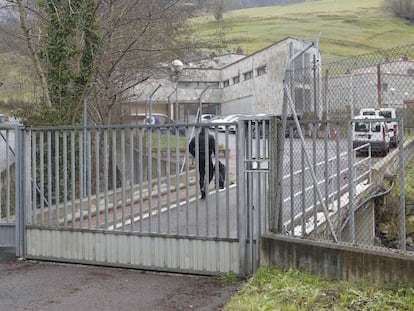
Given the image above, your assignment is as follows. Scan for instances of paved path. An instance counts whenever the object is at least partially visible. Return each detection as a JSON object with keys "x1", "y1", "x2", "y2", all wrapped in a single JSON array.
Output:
[{"x1": 0, "y1": 247, "x2": 241, "y2": 311}]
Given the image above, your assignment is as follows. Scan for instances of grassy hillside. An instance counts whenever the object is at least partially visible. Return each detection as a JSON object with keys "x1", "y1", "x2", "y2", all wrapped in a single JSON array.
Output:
[
  {"x1": 2, "y1": 0, "x2": 413, "y2": 108},
  {"x1": 0, "y1": 52, "x2": 35, "y2": 109},
  {"x1": 193, "y1": 0, "x2": 414, "y2": 57}
]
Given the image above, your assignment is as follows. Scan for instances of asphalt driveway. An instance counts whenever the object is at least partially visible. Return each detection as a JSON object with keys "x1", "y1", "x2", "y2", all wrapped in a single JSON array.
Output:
[{"x1": 0, "y1": 248, "x2": 241, "y2": 311}]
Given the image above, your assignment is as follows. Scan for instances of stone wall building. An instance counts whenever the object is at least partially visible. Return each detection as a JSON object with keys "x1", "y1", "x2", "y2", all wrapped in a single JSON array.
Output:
[{"x1": 123, "y1": 37, "x2": 320, "y2": 123}]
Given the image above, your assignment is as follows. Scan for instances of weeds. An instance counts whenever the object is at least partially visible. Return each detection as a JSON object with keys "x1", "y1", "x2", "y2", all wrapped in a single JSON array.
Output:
[{"x1": 225, "y1": 268, "x2": 414, "y2": 310}]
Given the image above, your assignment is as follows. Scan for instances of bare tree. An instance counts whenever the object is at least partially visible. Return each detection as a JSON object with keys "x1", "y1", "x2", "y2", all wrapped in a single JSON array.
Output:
[
  {"x1": 6, "y1": 0, "x2": 201, "y2": 125},
  {"x1": 210, "y1": 0, "x2": 225, "y2": 22},
  {"x1": 8, "y1": 0, "x2": 52, "y2": 108},
  {"x1": 89, "y1": 0, "x2": 199, "y2": 125}
]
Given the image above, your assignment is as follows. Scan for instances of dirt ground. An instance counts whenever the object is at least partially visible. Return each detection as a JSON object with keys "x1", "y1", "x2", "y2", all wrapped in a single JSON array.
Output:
[{"x1": 0, "y1": 248, "x2": 241, "y2": 311}]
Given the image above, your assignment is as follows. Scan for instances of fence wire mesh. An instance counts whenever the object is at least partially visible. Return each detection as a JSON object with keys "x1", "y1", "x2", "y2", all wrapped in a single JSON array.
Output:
[{"x1": 281, "y1": 43, "x2": 414, "y2": 253}]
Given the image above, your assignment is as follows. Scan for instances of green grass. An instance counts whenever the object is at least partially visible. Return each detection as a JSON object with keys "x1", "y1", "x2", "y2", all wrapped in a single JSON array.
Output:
[
  {"x1": 225, "y1": 267, "x2": 414, "y2": 311},
  {"x1": 193, "y1": 0, "x2": 414, "y2": 57},
  {"x1": 149, "y1": 133, "x2": 188, "y2": 151}
]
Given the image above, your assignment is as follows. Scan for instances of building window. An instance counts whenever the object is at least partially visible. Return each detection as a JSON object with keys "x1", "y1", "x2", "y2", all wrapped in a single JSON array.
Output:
[
  {"x1": 223, "y1": 80, "x2": 229, "y2": 88},
  {"x1": 408, "y1": 69, "x2": 414, "y2": 76},
  {"x1": 243, "y1": 71, "x2": 253, "y2": 81},
  {"x1": 179, "y1": 81, "x2": 197, "y2": 88},
  {"x1": 232, "y1": 75, "x2": 240, "y2": 84},
  {"x1": 256, "y1": 66, "x2": 267, "y2": 76},
  {"x1": 204, "y1": 81, "x2": 220, "y2": 88}
]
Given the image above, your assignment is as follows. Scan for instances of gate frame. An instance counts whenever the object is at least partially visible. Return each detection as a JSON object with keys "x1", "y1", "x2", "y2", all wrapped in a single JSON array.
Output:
[
  {"x1": 0, "y1": 125, "x2": 24, "y2": 256},
  {"x1": 17, "y1": 123, "x2": 254, "y2": 276}
]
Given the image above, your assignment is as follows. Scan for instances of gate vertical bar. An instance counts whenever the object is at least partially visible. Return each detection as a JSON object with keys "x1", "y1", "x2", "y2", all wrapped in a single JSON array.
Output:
[
  {"x1": 336, "y1": 125, "x2": 342, "y2": 241},
  {"x1": 16, "y1": 127, "x2": 30, "y2": 258},
  {"x1": 31, "y1": 132, "x2": 36, "y2": 224},
  {"x1": 289, "y1": 127, "x2": 294, "y2": 234},
  {"x1": 128, "y1": 129, "x2": 134, "y2": 232},
  {"x1": 399, "y1": 119, "x2": 406, "y2": 252},
  {"x1": 246, "y1": 121, "x2": 254, "y2": 274},
  {"x1": 63, "y1": 131, "x2": 68, "y2": 226},
  {"x1": 15, "y1": 127, "x2": 22, "y2": 257},
  {"x1": 269, "y1": 116, "x2": 278, "y2": 232},
  {"x1": 96, "y1": 130, "x2": 101, "y2": 229},
  {"x1": 347, "y1": 120, "x2": 355, "y2": 243},
  {"x1": 55, "y1": 131, "x2": 60, "y2": 226},
  {"x1": 237, "y1": 119, "x2": 247, "y2": 275}
]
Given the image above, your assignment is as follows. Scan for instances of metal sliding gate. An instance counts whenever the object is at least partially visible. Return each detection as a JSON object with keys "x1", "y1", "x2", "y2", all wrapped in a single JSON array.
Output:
[
  {"x1": 2, "y1": 118, "x2": 371, "y2": 275},
  {"x1": 9, "y1": 121, "x2": 270, "y2": 276}
]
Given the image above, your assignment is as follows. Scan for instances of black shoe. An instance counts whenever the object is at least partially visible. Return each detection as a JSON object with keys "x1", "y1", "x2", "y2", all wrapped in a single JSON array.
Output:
[{"x1": 200, "y1": 191, "x2": 206, "y2": 199}]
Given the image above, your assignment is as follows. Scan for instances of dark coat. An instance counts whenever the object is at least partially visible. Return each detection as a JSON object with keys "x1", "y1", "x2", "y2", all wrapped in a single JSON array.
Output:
[{"x1": 189, "y1": 130, "x2": 216, "y2": 158}]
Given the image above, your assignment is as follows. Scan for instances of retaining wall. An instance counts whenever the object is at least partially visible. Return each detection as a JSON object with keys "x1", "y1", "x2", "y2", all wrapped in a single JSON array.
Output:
[{"x1": 261, "y1": 234, "x2": 414, "y2": 286}]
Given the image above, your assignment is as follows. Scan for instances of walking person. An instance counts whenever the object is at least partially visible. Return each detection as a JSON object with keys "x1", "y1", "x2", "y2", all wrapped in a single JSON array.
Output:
[{"x1": 189, "y1": 127, "x2": 216, "y2": 199}]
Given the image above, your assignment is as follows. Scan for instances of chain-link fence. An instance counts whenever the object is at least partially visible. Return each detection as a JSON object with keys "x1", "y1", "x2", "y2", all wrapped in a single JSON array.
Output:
[{"x1": 278, "y1": 43, "x2": 414, "y2": 253}]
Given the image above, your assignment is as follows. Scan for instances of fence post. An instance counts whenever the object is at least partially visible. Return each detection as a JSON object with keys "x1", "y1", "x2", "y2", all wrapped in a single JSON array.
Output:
[
  {"x1": 399, "y1": 118, "x2": 406, "y2": 252},
  {"x1": 15, "y1": 127, "x2": 30, "y2": 258},
  {"x1": 270, "y1": 117, "x2": 280, "y2": 232}
]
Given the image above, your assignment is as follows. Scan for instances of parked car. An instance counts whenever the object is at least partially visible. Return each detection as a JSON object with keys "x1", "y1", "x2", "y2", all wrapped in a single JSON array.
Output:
[
  {"x1": 144, "y1": 113, "x2": 185, "y2": 135},
  {"x1": 210, "y1": 114, "x2": 239, "y2": 132},
  {"x1": 200, "y1": 114, "x2": 216, "y2": 123},
  {"x1": 352, "y1": 115, "x2": 390, "y2": 156},
  {"x1": 359, "y1": 108, "x2": 398, "y2": 147}
]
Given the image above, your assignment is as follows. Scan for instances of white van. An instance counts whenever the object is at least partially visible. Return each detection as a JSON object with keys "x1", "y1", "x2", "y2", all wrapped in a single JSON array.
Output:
[
  {"x1": 359, "y1": 108, "x2": 398, "y2": 147},
  {"x1": 353, "y1": 115, "x2": 390, "y2": 156}
]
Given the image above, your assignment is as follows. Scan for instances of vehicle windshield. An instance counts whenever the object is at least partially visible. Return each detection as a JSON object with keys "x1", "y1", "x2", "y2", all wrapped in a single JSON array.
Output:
[
  {"x1": 371, "y1": 122, "x2": 381, "y2": 132},
  {"x1": 355, "y1": 121, "x2": 381, "y2": 132},
  {"x1": 202, "y1": 114, "x2": 215, "y2": 120},
  {"x1": 355, "y1": 122, "x2": 369, "y2": 132},
  {"x1": 362, "y1": 111, "x2": 376, "y2": 116},
  {"x1": 221, "y1": 115, "x2": 237, "y2": 121},
  {"x1": 379, "y1": 111, "x2": 392, "y2": 118}
]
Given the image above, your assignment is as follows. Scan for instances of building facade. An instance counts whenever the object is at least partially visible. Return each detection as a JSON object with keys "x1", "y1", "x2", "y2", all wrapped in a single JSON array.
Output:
[
  {"x1": 326, "y1": 60, "x2": 414, "y2": 119},
  {"x1": 123, "y1": 37, "x2": 320, "y2": 123}
]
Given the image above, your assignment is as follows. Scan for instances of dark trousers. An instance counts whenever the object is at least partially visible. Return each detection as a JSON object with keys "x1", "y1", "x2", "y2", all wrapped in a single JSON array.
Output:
[{"x1": 198, "y1": 156, "x2": 214, "y2": 192}]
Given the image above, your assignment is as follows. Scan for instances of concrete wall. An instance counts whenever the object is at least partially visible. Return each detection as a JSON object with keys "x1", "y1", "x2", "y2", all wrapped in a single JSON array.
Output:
[
  {"x1": 261, "y1": 234, "x2": 414, "y2": 286},
  {"x1": 327, "y1": 61, "x2": 414, "y2": 117},
  {"x1": 341, "y1": 203, "x2": 376, "y2": 246},
  {"x1": 371, "y1": 136, "x2": 414, "y2": 187}
]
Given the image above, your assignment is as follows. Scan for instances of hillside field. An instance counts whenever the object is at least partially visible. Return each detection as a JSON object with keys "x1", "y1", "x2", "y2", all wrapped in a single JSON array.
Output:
[
  {"x1": 1, "y1": 0, "x2": 414, "y2": 106},
  {"x1": 193, "y1": 0, "x2": 414, "y2": 57}
]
